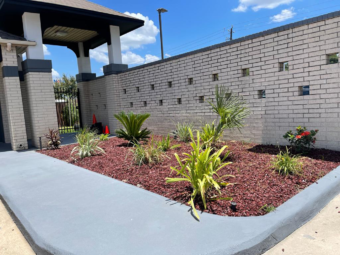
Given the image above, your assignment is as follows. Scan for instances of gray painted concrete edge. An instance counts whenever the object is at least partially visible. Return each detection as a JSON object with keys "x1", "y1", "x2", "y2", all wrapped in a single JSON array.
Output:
[{"x1": 0, "y1": 151, "x2": 339, "y2": 255}]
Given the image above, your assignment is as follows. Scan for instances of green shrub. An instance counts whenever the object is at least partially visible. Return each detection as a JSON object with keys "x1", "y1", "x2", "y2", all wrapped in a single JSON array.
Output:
[
  {"x1": 99, "y1": 134, "x2": 110, "y2": 141},
  {"x1": 114, "y1": 111, "x2": 151, "y2": 144},
  {"x1": 156, "y1": 134, "x2": 180, "y2": 151},
  {"x1": 45, "y1": 128, "x2": 61, "y2": 149},
  {"x1": 71, "y1": 129, "x2": 105, "y2": 159},
  {"x1": 131, "y1": 137, "x2": 164, "y2": 166},
  {"x1": 172, "y1": 122, "x2": 193, "y2": 142},
  {"x1": 272, "y1": 147, "x2": 302, "y2": 176},
  {"x1": 283, "y1": 126, "x2": 318, "y2": 154},
  {"x1": 201, "y1": 121, "x2": 224, "y2": 148},
  {"x1": 166, "y1": 129, "x2": 234, "y2": 220},
  {"x1": 260, "y1": 204, "x2": 276, "y2": 213}
]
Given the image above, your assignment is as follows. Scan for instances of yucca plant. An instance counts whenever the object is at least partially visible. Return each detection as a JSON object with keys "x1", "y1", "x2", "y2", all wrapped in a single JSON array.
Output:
[
  {"x1": 157, "y1": 134, "x2": 180, "y2": 151},
  {"x1": 272, "y1": 147, "x2": 303, "y2": 176},
  {"x1": 114, "y1": 111, "x2": 151, "y2": 144},
  {"x1": 131, "y1": 136, "x2": 164, "y2": 166},
  {"x1": 71, "y1": 129, "x2": 105, "y2": 159},
  {"x1": 208, "y1": 85, "x2": 250, "y2": 139},
  {"x1": 172, "y1": 122, "x2": 193, "y2": 142},
  {"x1": 166, "y1": 129, "x2": 234, "y2": 220}
]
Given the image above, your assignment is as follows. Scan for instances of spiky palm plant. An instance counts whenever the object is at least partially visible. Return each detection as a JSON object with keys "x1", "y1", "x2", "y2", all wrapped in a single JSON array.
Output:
[
  {"x1": 114, "y1": 112, "x2": 151, "y2": 144},
  {"x1": 208, "y1": 85, "x2": 250, "y2": 139}
]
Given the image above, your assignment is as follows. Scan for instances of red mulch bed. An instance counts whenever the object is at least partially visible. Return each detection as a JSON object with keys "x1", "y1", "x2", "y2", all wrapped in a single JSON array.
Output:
[{"x1": 39, "y1": 137, "x2": 340, "y2": 217}]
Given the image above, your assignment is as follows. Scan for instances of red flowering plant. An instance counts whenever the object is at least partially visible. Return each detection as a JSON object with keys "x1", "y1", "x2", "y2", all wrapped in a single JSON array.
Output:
[{"x1": 283, "y1": 126, "x2": 318, "y2": 154}]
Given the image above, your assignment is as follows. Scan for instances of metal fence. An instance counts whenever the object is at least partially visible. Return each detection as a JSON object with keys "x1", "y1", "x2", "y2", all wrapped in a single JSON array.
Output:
[{"x1": 54, "y1": 88, "x2": 82, "y2": 134}]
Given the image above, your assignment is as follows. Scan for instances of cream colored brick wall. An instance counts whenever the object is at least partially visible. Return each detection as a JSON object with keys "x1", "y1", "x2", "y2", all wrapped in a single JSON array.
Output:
[
  {"x1": 0, "y1": 67, "x2": 11, "y2": 143},
  {"x1": 25, "y1": 72, "x2": 58, "y2": 147},
  {"x1": 20, "y1": 81, "x2": 32, "y2": 139},
  {"x1": 0, "y1": 45, "x2": 28, "y2": 150},
  {"x1": 83, "y1": 16, "x2": 340, "y2": 150}
]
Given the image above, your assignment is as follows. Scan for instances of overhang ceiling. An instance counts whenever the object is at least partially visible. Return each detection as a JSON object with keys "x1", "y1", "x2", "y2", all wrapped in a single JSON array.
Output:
[{"x1": 43, "y1": 26, "x2": 98, "y2": 43}]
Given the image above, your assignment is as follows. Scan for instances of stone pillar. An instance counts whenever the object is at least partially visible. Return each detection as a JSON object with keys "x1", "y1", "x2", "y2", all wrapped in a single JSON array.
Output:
[
  {"x1": 103, "y1": 25, "x2": 128, "y2": 76},
  {"x1": 0, "y1": 47, "x2": 11, "y2": 143},
  {"x1": 22, "y1": 59, "x2": 58, "y2": 148},
  {"x1": 105, "y1": 74, "x2": 122, "y2": 134},
  {"x1": 77, "y1": 81, "x2": 92, "y2": 128},
  {"x1": 0, "y1": 44, "x2": 28, "y2": 150}
]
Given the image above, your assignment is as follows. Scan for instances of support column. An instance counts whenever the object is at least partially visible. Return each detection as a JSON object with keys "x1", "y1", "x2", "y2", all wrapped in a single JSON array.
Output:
[
  {"x1": 0, "y1": 44, "x2": 28, "y2": 150},
  {"x1": 103, "y1": 25, "x2": 127, "y2": 76},
  {"x1": 22, "y1": 12, "x2": 44, "y2": 60},
  {"x1": 22, "y1": 12, "x2": 58, "y2": 148},
  {"x1": 76, "y1": 42, "x2": 96, "y2": 82},
  {"x1": 0, "y1": 47, "x2": 11, "y2": 143}
]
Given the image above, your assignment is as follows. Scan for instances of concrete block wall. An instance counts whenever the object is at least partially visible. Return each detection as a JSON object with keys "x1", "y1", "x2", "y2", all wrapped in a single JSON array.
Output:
[
  {"x1": 83, "y1": 14, "x2": 340, "y2": 150},
  {"x1": 25, "y1": 72, "x2": 58, "y2": 147}
]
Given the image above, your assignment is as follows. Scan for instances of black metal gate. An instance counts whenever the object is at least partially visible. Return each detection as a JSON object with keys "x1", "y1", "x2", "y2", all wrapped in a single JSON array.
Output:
[{"x1": 54, "y1": 88, "x2": 82, "y2": 134}]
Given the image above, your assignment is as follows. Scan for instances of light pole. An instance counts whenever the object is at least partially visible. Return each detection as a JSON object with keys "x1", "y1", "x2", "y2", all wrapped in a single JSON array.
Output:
[{"x1": 157, "y1": 8, "x2": 167, "y2": 60}]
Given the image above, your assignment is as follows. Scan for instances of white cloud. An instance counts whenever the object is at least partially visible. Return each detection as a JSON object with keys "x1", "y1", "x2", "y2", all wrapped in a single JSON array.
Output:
[
  {"x1": 43, "y1": 44, "x2": 51, "y2": 55},
  {"x1": 52, "y1": 69, "x2": 60, "y2": 79},
  {"x1": 121, "y1": 12, "x2": 159, "y2": 51},
  {"x1": 270, "y1": 8, "x2": 296, "y2": 22},
  {"x1": 122, "y1": 51, "x2": 145, "y2": 65},
  {"x1": 144, "y1": 54, "x2": 160, "y2": 64},
  {"x1": 90, "y1": 44, "x2": 109, "y2": 64},
  {"x1": 232, "y1": 0, "x2": 295, "y2": 12},
  {"x1": 165, "y1": 53, "x2": 171, "y2": 58}
]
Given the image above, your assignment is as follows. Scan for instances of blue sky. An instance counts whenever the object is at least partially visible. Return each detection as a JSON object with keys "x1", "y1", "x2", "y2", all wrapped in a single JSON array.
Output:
[{"x1": 47, "y1": 0, "x2": 340, "y2": 79}]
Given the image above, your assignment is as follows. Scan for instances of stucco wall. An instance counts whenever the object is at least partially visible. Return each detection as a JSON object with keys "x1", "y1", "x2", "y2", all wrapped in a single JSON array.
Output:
[{"x1": 83, "y1": 14, "x2": 340, "y2": 150}]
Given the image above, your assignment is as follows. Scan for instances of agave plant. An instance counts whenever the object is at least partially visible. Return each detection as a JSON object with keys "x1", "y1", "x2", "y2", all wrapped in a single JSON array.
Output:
[
  {"x1": 71, "y1": 129, "x2": 105, "y2": 159},
  {"x1": 114, "y1": 111, "x2": 151, "y2": 144},
  {"x1": 166, "y1": 129, "x2": 234, "y2": 220}
]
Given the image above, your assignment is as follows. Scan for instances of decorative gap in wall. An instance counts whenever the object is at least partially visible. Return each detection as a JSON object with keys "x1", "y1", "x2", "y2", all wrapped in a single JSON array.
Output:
[
  {"x1": 104, "y1": 104, "x2": 106, "y2": 109},
  {"x1": 177, "y1": 98, "x2": 182, "y2": 104},
  {"x1": 298, "y1": 86, "x2": 310, "y2": 96},
  {"x1": 123, "y1": 89, "x2": 126, "y2": 94},
  {"x1": 143, "y1": 101, "x2": 147, "y2": 107},
  {"x1": 98, "y1": 92, "x2": 101, "y2": 97},
  {"x1": 159, "y1": 100, "x2": 163, "y2": 106},
  {"x1": 168, "y1": 81, "x2": 172, "y2": 88},
  {"x1": 327, "y1": 53, "x2": 339, "y2": 64},
  {"x1": 130, "y1": 102, "x2": 133, "y2": 107},
  {"x1": 242, "y1": 68, "x2": 250, "y2": 77},
  {"x1": 199, "y1": 96, "x2": 205, "y2": 103},
  {"x1": 212, "y1": 73, "x2": 219, "y2": 81},
  {"x1": 188, "y1": 78, "x2": 193, "y2": 85},
  {"x1": 96, "y1": 105, "x2": 98, "y2": 109},
  {"x1": 279, "y1": 62, "x2": 289, "y2": 71},
  {"x1": 136, "y1": 87, "x2": 140, "y2": 92},
  {"x1": 258, "y1": 90, "x2": 266, "y2": 99},
  {"x1": 151, "y1": 84, "x2": 155, "y2": 90}
]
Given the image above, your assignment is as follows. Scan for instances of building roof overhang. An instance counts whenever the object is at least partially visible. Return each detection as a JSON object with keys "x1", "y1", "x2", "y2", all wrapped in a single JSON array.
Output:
[{"x1": 0, "y1": 0, "x2": 144, "y2": 56}]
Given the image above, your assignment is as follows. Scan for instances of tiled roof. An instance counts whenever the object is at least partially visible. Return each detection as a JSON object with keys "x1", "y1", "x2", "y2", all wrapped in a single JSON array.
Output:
[
  {"x1": 0, "y1": 30, "x2": 26, "y2": 41},
  {"x1": 30, "y1": 0, "x2": 139, "y2": 20}
]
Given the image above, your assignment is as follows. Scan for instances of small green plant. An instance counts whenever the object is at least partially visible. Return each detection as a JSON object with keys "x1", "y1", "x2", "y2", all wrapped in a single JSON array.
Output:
[
  {"x1": 271, "y1": 147, "x2": 302, "y2": 176},
  {"x1": 201, "y1": 121, "x2": 224, "y2": 148},
  {"x1": 99, "y1": 134, "x2": 110, "y2": 141},
  {"x1": 114, "y1": 111, "x2": 151, "y2": 144},
  {"x1": 166, "y1": 129, "x2": 234, "y2": 220},
  {"x1": 131, "y1": 136, "x2": 164, "y2": 166},
  {"x1": 71, "y1": 129, "x2": 105, "y2": 159},
  {"x1": 260, "y1": 204, "x2": 276, "y2": 213},
  {"x1": 283, "y1": 126, "x2": 318, "y2": 154},
  {"x1": 45, "y1": 128, "x2": 61, "y2": 149},
  {"x1": 172, "y1": 122, "x2": 193, "y2": 142},
  {"x1": 156, "y1": 134, "x2": 180, "y2": 151}
]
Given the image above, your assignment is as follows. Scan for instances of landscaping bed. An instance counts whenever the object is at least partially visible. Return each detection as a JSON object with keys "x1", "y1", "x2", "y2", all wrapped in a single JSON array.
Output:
[{"x1": 38, "y1": 136, "x2": 340, "y2": 217}]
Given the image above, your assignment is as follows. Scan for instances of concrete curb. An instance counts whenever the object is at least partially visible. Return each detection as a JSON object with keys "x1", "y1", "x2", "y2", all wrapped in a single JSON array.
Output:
[{"x1": 0, "y1": 151, "x2": 339, "y2": 255}]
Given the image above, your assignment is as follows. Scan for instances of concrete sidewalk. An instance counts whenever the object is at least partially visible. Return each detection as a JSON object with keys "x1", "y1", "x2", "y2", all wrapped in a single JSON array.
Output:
[
  {"x1": 0, "y1": 150, "x2": 339, "y2": 255},
  {"x1": 265, "y1": 194, "x2": 340, "y2": 255}
]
